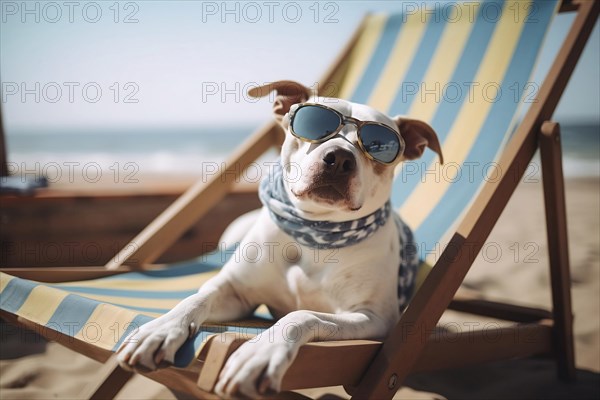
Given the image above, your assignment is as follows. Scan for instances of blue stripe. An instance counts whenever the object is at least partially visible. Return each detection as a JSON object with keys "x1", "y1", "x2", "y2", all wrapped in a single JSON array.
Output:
[
  {"x1": 96, "y1": 248, "x2": 233, "y2": 282},
  {"x1": 0, "y1": 278, "x2": 38, "y2": 313},
  {"x1": 113, "y1": 319, "x2": 270, "y2": 364},
  {"x1": 392, "y1": 0, "x2": 505, "y2": 208},
  {"x1": 407, "y1": 0, "x2": 505, "y2": 142},
  {"x1": 350, "y1": 14, "x2": 405, "y2": 104},
  {"x1": 45, "y1": 294, "x2": 98, "y2": 336},
  {"x1": 388, "y1": 6, "x2": 448, "y2": 115},
  {"x1": 416, "y1": 0, "x2": 557, "y2": 253},
  {"x1": 175, "y1": 326, "x2": 227, "y2": 367},
  {"x1": 112, "y1": 314, "x2": 154, "y2": 351},
  {"x1": 57, "y1": 286, "x2": 197, "y2": 299},
  {"x1": 112, "y1": 320, "x2": 269, "y2": 364},
  {"x1": 175, "y1": 324, "x2": 268, "y2": 367}
]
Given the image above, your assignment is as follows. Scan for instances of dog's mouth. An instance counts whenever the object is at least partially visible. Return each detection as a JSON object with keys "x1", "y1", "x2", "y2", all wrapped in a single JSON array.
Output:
[{"x1": 291, "y1": 181, "x2": 361, "y2": 211}]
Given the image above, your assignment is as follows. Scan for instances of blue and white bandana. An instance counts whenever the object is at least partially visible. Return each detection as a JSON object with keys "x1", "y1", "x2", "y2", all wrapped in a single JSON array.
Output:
[{"x1": 259, "y1": 161, "x2": 419, "y2": 309}]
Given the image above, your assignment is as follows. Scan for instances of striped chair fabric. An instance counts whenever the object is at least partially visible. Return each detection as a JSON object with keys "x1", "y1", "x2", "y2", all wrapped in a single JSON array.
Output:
[{"x1": 0, "y1": 0, "x2": 559, "y2": 368}]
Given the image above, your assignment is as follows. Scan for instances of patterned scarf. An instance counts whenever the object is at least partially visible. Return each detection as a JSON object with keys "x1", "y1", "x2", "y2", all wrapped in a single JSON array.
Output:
[
  {"x1": 259, "y1": 161, "x2": 419, "y2": 309},
  {"x1": 258, "y1": 162, "x2": 391, "y2": 249}
]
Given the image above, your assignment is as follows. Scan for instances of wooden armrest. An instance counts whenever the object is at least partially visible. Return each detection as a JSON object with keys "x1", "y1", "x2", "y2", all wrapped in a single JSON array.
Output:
[{"x1": 197, "y1": 320, "x2": 554, "y2": 393}]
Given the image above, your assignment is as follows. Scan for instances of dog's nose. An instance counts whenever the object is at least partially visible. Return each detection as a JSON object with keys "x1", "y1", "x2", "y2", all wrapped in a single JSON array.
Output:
[{"x1": 322, "y1": 148, "x2": 356, "y2": 176}]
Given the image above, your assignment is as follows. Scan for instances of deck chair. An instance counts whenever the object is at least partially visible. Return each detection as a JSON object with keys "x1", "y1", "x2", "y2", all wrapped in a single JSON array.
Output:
[{"x1": 1, "y1": 0, "x2": 598, "y2": 398}]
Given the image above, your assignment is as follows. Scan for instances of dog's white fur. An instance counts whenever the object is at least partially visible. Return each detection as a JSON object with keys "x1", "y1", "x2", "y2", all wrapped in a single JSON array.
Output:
[{"x1": 117, "y1": 81, "x2": 442, "y2": 398}]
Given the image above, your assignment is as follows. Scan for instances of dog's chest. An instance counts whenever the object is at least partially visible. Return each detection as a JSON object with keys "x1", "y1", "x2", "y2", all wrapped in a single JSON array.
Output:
[{"x1": 279, "y1": 256, "x2": 338, "y2": 313}]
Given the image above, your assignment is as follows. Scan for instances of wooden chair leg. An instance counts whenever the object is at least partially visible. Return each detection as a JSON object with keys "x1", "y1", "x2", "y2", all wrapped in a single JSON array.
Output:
[
  {"x1": 539, "y1": 121, "x2": 576, "y2": 382},
  {"x1": 80, "y1": 355, "x2": 133, "y2": 400}
]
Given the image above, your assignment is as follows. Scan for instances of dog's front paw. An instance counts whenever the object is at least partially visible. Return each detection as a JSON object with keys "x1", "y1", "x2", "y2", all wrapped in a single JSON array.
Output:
[
  {"x1": 116, "y1": 315, "x2": 195, "y2": 371},
  {"x1": 214, "y1": 338, "x2": 297, "y2": 398}
]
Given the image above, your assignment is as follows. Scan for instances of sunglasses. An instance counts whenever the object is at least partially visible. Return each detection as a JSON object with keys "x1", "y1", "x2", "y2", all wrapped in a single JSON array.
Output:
[{"x1": 288, "y1": 103, "x2": 405, "y2": 164}]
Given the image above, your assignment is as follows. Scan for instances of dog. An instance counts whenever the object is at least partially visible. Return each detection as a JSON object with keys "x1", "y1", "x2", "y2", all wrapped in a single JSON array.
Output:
[{"x1": 117, "y1": 80, "x2": 443, "y2": 398}]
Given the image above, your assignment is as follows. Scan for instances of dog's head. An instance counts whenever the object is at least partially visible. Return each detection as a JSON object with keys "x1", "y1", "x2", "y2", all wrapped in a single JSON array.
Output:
[{"x1": 249, "y1": 80, "x2": 443, "y2": 221}]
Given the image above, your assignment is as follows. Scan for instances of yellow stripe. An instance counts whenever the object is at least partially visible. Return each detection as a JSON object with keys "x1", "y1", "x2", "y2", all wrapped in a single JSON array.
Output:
[
  {"x1": 57, "y1": 271, "x2": 221, "y2": 319},
  {"x1": 368, "y1": 12, "x2": 429, "y2": 112},
  {"x1": 407, "y1": 2, "x2": 480, "y2": 122},
  {"x1": 400, "y1": 0, "x2": 529, "y2": 230},
  {"x1": 67, "y1": 292, "x2": 180, "y2": 314},
  {"x1": 255, "y1": 304, "x2": 270, "y2": 316},
  {"x1": 394, "y1": 2, "x2": 479, "y2": 178},
  {"x1": 424, "y1": 201, "x2": 473, "y2": 265},
  {"x1": 338, "y1": 14, "x2": 387, "y2": 100},
  {"x1": 58, "y1": 270, "x2": 219, "y2": 291},
  {"x1": 74, "y1": 303, "x2": 142, "y2": 350},
  {"x1": 17, "y1": 285, "x2": 69, "y2": 325},
  {"x1": 0, "y1": 273, "x2": 14, "y2": 293}
]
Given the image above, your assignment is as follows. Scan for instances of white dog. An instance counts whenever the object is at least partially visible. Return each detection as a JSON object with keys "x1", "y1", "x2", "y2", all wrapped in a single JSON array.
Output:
[{"x1": 117, "y1": 80, "x2": 443, "y2": 398}]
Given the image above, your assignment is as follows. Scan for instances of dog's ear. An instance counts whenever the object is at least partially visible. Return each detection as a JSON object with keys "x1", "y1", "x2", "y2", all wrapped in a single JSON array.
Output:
[
  {"x1": 393, "y1": 117, "x2": 444, "y2": 164},
  {"x1": 248, "y1": 81, "x2": 313, "y2": 122}
]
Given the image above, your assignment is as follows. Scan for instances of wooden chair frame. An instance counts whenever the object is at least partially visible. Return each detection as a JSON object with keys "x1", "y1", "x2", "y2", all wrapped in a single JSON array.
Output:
[{"x1": 1, "y1": 1, "x2": 597, "y2": 399}]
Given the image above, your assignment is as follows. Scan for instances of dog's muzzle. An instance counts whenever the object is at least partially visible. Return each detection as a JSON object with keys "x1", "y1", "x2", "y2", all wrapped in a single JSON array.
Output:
[{"x1": 301, "y1": 147, "x2": 357, "y2": 204}]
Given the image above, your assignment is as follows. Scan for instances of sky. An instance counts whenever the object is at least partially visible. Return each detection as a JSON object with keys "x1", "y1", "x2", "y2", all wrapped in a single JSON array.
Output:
[{"x1": 1, "y1": 0, "x2": 599, "y2": 133}]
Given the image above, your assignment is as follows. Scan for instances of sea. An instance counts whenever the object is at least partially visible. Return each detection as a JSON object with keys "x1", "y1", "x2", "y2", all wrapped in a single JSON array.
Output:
[{"x1": 4, "y1": 123, "x2": 599, "y2": 185}]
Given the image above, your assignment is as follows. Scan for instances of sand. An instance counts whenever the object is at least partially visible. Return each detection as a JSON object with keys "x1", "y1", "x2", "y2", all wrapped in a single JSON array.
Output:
[{"x1": 1, "y1": 177, "x2": 599, "y2": 399}]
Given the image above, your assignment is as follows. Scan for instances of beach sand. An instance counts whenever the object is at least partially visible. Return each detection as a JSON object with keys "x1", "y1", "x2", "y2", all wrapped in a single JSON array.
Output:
[{"x1": 1, "y1": 177, "x2": 598, "y2": 399}]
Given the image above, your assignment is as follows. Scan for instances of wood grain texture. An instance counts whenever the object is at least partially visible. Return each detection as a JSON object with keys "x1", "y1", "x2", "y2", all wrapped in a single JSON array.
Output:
[
  {"x1": 1, "y1": 189, "x2": 260, "y2": 268},
  {"x1": 540, "y1": 121, "x2": 576, "y2": 381}
]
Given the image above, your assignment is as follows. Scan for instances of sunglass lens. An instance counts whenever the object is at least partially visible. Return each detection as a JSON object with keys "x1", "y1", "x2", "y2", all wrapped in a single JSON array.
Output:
[
  {"x1": 291, "y1": 106, "x2": 341, "y2": 141},
  {"x1": 359, "y1": 124, "x2": 401, "y2": 163}
]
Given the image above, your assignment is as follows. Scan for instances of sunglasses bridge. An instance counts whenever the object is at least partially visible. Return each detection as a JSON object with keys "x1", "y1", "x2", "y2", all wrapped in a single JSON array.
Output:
[{"x1": 290, "y1": 103, "x2": 404, "y2": 164}]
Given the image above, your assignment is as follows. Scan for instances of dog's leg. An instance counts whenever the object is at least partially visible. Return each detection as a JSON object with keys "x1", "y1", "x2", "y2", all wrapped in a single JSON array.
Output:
[
  {"x1": 116, "y1": 275, "x2": 252, "y2": 371},
  {"x1": 215, "y1": 309, "x2": 390, "y2": 398}
]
